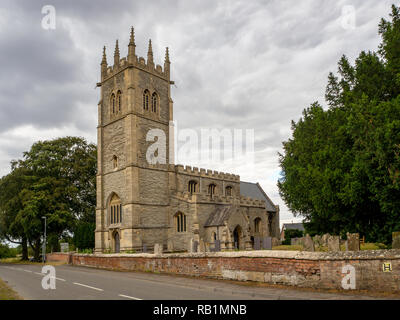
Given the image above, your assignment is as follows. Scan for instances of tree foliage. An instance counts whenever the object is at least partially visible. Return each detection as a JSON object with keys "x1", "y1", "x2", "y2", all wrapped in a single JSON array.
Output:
[
  {"x1": 278, "y1": 5, "x2": 400, "y2": 244},
  {"x1": 0, "y1": 137, "x2": 96, "y2": 260}
]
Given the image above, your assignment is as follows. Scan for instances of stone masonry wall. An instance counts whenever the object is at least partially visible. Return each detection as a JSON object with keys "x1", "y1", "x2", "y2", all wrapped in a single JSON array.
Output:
[{"x1": 48, "y1": 249, "x2": 400, "y2": 293}]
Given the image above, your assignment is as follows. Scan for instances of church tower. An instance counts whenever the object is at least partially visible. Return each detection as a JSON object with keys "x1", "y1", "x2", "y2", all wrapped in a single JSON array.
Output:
[{"x1": 95, "y1": 28, "x2": 174, "y2": 252}]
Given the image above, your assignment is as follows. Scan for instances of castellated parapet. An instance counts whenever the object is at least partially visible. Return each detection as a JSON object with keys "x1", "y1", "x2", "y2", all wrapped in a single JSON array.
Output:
[
  {"x1": 175, "y1": 164, "x2": 240, "y2": 182},
  {"x1": 101, "y1": 27, "x2": 170, "y2": 83}
]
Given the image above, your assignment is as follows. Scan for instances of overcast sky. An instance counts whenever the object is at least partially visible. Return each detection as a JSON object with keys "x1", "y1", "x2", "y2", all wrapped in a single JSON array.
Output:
[{"x1": 0, "y1": 0, "x2": 395, "y2": 226}]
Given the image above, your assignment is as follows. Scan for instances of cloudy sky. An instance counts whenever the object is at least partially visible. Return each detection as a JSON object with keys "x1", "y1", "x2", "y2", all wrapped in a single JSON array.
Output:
[{"x1": 0, "y1": 0, "x2": 395, "y2": 226}]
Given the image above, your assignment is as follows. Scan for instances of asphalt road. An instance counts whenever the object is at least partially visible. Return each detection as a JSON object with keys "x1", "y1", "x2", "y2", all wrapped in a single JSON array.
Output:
[{"x1": 0, "y1": 263, "x2": 388, "y2": 300}]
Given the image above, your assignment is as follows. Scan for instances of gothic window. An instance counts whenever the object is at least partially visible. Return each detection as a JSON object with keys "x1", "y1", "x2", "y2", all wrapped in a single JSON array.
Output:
[
  {"x1": 175, "y1": 212, "x2": 187, "y2": 233},
  {"x1": 117, "y1": 90, "x2": 122, "y2": 112},
  {"x1": 254, "y1": 217, "x2": 262, "y2": 234},
  {"x1": 208, "y1": 184, "x2": 216, "y2": 196},
  {"x1": 225, "y1": 186, "x2": 233, "y2": 196},
  {"x1": 151, "y1": 92, "x2": 158, "y2": 113},
  {"x1": 110, "y1": 93, "x2": 116, "y2": 114},
  {"x1": 112, "y1": 155, "x2": 118, "y2": 169},
  {"x1": 109, "y1": 194, "x2": 122, "y2": 224},
  {"x1": 143, "y1": 90, "x2": 149, "y2": 110},
  {"x1": 188, "y1": 180, "x2": 197, "y2": 194}
]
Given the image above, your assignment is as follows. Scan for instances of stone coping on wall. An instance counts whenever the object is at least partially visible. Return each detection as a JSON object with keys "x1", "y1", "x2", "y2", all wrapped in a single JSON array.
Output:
[{"x1": 55, "y1": 249, "x2": 400, "y2": 261}]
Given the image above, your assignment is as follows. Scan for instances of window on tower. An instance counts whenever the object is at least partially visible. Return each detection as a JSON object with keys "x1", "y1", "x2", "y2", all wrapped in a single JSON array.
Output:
[
  {"x1": 208, "y1": 184, "x2": 216, "y2": 196},
  {"x1": 117, "y1": 90, "x2": 122, "y2": 112},
  {"x1": 151, "y1": 92, "x2": 157, "y2": 112},
  {"x1": 143, "y1": 90, "x2": 149, "y2": 110},
  {"x1": 110, "y1": 93, "x2": 116, "y2": 114},
  {"x1": 109, "y1": 194, "x2": 122, "y2": 225}
]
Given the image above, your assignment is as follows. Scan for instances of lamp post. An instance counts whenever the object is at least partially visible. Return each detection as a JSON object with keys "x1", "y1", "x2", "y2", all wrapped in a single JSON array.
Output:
[{"x1": 42, "y1": 216, "x2": 46, "y2": 263}]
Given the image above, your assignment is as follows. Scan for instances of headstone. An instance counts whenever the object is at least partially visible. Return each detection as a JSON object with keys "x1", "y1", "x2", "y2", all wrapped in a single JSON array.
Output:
[
  {"x1": 392, "y1": 232, "x2": 400, "y2": 249},
  {"x1": 199, "y1": 239, "x2": 206, "y2": 252},
  {"x1": 214, "y1": 240, "x2": 221, "y2": 252},
  {"x1": 327, "y1": 235, "x2": 340, "y2": 252},
  {"x1": 192, "y1": 240, "x2": 199, "y2": 253},
  {"x1": 60, "y1": 242, "x2": 69, "y2": 253},
  {"x1": 142, "y1": 244, "x2": 147, "y2": 253},
  {"x1": 271, "y1": 237, "x2": 280, "y2": 247},
  {"x1": 346, "y1": 233, "x2": 360, "y2": 251},
  {"x1": 291, "y1": 237, "x2": 304, "y2": 246},
  {"x1": 303, "y1": 234, "x2": 315, "y2": 252},
  {"x1": 322, "y1": 234, "x2": 330, "y2": 247},
  {"x1": 262, "y1": 237, "x2": 272, "y2": 250},
  {"x1": 253, "y1": 237, "x2": 261, "y2": 250},
  {"x1": 313, "y1": 235, "x2": 323, "y2": 248},
  {"x1": 154, "y1": 243, "x2": 163, "y2": 255}
]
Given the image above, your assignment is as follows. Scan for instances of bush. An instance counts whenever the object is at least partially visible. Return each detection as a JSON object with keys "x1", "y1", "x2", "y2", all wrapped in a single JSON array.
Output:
[
  {"x1": 0, "y1": 243, "x2": 18, "y2": 259},
  {"x1": 73, "y1": 222, "x2": 95, "y2": 250},
  {"x1": 282, "y1": 229, "x2": 304, "y2": 245}
]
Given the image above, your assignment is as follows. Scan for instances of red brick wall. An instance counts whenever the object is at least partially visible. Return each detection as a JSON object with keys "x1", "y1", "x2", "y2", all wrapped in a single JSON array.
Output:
[{"x1": 47, "y1": 250, "x2": 400, "y2": 293}]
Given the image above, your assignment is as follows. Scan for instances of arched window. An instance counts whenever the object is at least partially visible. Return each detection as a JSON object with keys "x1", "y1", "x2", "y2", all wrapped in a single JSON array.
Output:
[
  {"x1": 212, "y1": 232, "x2": 217, "y2": 241},
  {"x1": 109, "y1": 194, "x2": 122, "y2": 224},
  {"x1": 225, "y1": 186, "x2": 233, "y2": 196},
  {"x1": 112, "y1": 155, "x2": 118, "y2": 169},
  {"x1": 151, "y1": 92, "x2": 158, "y2": 112},
  {"x1": 188, "y1": 180, "x2": 197, "y2": 194},
  {"x1": 254, "y1": 217, "x2": 262, "y2": 234},
  {"x1": 175, "y1": 212, "x2": 187, "y2": 233},
  {"x1": 143, "y1": 90, "x2": 149, "y2": 110},
  {"x1": 117, "y1": 90, "x2": 122, "y2": 112},
  {"x1": 110, "y1": 93, "x2": 116, "y2": 114},
  {"x1": 208, "y1": 184, "x2": 216, "y2": 196}
]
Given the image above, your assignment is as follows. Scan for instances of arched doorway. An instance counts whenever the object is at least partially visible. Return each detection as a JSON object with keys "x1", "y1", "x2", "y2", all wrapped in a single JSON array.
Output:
[
  {"x1": 114, "y1": 232, "x2": 120, "y2": 253},
  {"x1": 233, "y1": 226, "x2": 242, "y2": 249}
]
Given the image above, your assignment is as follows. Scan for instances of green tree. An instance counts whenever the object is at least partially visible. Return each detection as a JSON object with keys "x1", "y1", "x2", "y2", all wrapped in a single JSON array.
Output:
[
  {"x1": 278, "y1": 5, "x2": 400, "y2": 244},
  {"x1": 0, "y1": 136, "x2": 96, "y2": 260}
]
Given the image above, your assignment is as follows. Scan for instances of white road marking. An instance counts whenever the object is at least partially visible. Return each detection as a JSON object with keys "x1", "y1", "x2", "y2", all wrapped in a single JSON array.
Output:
[
  {"x1": 73, "y1": 282, "x2": 104, "y2": 292},
  {"x1": 23, "y1": 269, "x2": 33, "y2": 273},
  {"x1": 118, "y1": 294, "x2": 142, "y2": 300},
  {"x1": 34, "y1": 272, "x2": 44, "y2": 276},
  {"x1": 51, "y1": 276, "x2": 66, "y2": 282}
]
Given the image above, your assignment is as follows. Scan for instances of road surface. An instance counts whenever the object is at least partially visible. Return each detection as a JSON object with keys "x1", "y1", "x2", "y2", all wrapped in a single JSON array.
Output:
[{"x1": 0, "y1": 263, "x2": 387, "y2": 300}]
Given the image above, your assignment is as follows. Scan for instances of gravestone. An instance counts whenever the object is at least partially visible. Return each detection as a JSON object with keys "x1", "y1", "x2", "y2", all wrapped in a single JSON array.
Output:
[
  {"x1": 60, "y1": 242, "x2": 69, "y2": 253},
  {"x1": 154, "y1": 243, "x2": 163, "y2": 255},
  {"x1": 291, "y1": 237, "x2": 304, "y2": 246},
  {"x1": 253, "y1": 237, "x2": 261, "y2": 250},
  {"x1": 303, "y1": 234, "x2": 315, "y2": 252},
  {"x1": 392, "y1": 232, "x2": 400, "y2": 249},
  {"x1": 327, "y1": 235, "x2": 340, "y2": 252},
  {"x1": 313, "y1": 235, "x2": 323, "y2": 248},
  {"x1": 192, "y1": 240, "x2": 199, "y2": 253},
  {"x1": 262, "y1": 237, "x2": 272, "y2": 250},
  {"x1": 322, "y1": 234, "x2": 330, "y2": 247},
  {"x1": 271, "y1": 237, "x2": 280, "y2": 247},
  {"x1": 142, "y1": 244, "x2": 147, "y2": 253},
  {"x1": 346, "y1": 233, "x2": 360, "y2": 251},
  {"x1": 214, "y1": 240, "x2": 221, "y2": 252}
]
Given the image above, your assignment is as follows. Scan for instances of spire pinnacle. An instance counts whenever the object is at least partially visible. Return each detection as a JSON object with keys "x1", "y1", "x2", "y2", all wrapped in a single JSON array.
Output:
[
  {"x1": 101, "y1": 46, "x2": 107, "y2": 65},
  {"x1": 114, "y1": 39, "x2": 120, "y2": 67},
  {"x1": 164, "y1": 47, "x2": 170, "y2": 64},
  {"x1": 147, "y1": 39, "x2": 154, "y2": 65},
  {"x1": 129, "y1": 27, "x2": 135, "y2": 46}
]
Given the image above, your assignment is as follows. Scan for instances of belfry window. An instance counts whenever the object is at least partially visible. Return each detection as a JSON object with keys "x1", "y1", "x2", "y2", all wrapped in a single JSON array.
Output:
[
  {"x1": 117, "y1": 90, "x2": 122, "y2": 112},
  {"x1": 151, "y1": 92, "x2": 157, "y2": 112},
  {"x1": 225, "y1": 186, "x2": 233, "y2": 196},
  {"x1": 109, "y1": 194, "x2": 122, "y2": 224},
  {"x1": 188, "y1": 180, "x2": 197, "y2": 194},
  {"x1": 175, "y1": 212, "x2": 187, "y2": 233},
  {"x1": 143, "y1": 90, "x2": 149, "y2": 110},
  {"x1": 111, "y1": 93, "x2": 116, "y2": 114}
]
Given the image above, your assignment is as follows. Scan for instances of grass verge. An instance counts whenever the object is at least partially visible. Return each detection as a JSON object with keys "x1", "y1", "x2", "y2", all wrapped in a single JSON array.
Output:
[{"x1": 0, "y1": 278, "x2": 22, "y2": 300}]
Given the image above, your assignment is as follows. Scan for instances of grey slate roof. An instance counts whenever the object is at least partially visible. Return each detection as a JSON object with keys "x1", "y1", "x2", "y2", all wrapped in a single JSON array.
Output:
[
  {"x1": 204, "y1": 206, "x2": 234, "y2": 227},
  {"x1": 240, "y1": 181, "x2": 277, "y2": 212},
  {"x1": 282, "y1": 223, "x2": 305, "y2": 232}
]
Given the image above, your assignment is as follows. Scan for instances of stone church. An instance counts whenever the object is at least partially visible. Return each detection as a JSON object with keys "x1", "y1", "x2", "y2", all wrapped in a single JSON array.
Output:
[{"x1": 95, "y1": 28, "x2": 280, "y2": 253}]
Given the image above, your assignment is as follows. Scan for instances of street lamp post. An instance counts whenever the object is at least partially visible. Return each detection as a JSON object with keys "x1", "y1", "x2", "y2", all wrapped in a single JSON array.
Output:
[{"x1": 42, "y1": 216, "x2": 46, "y2": 263}]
